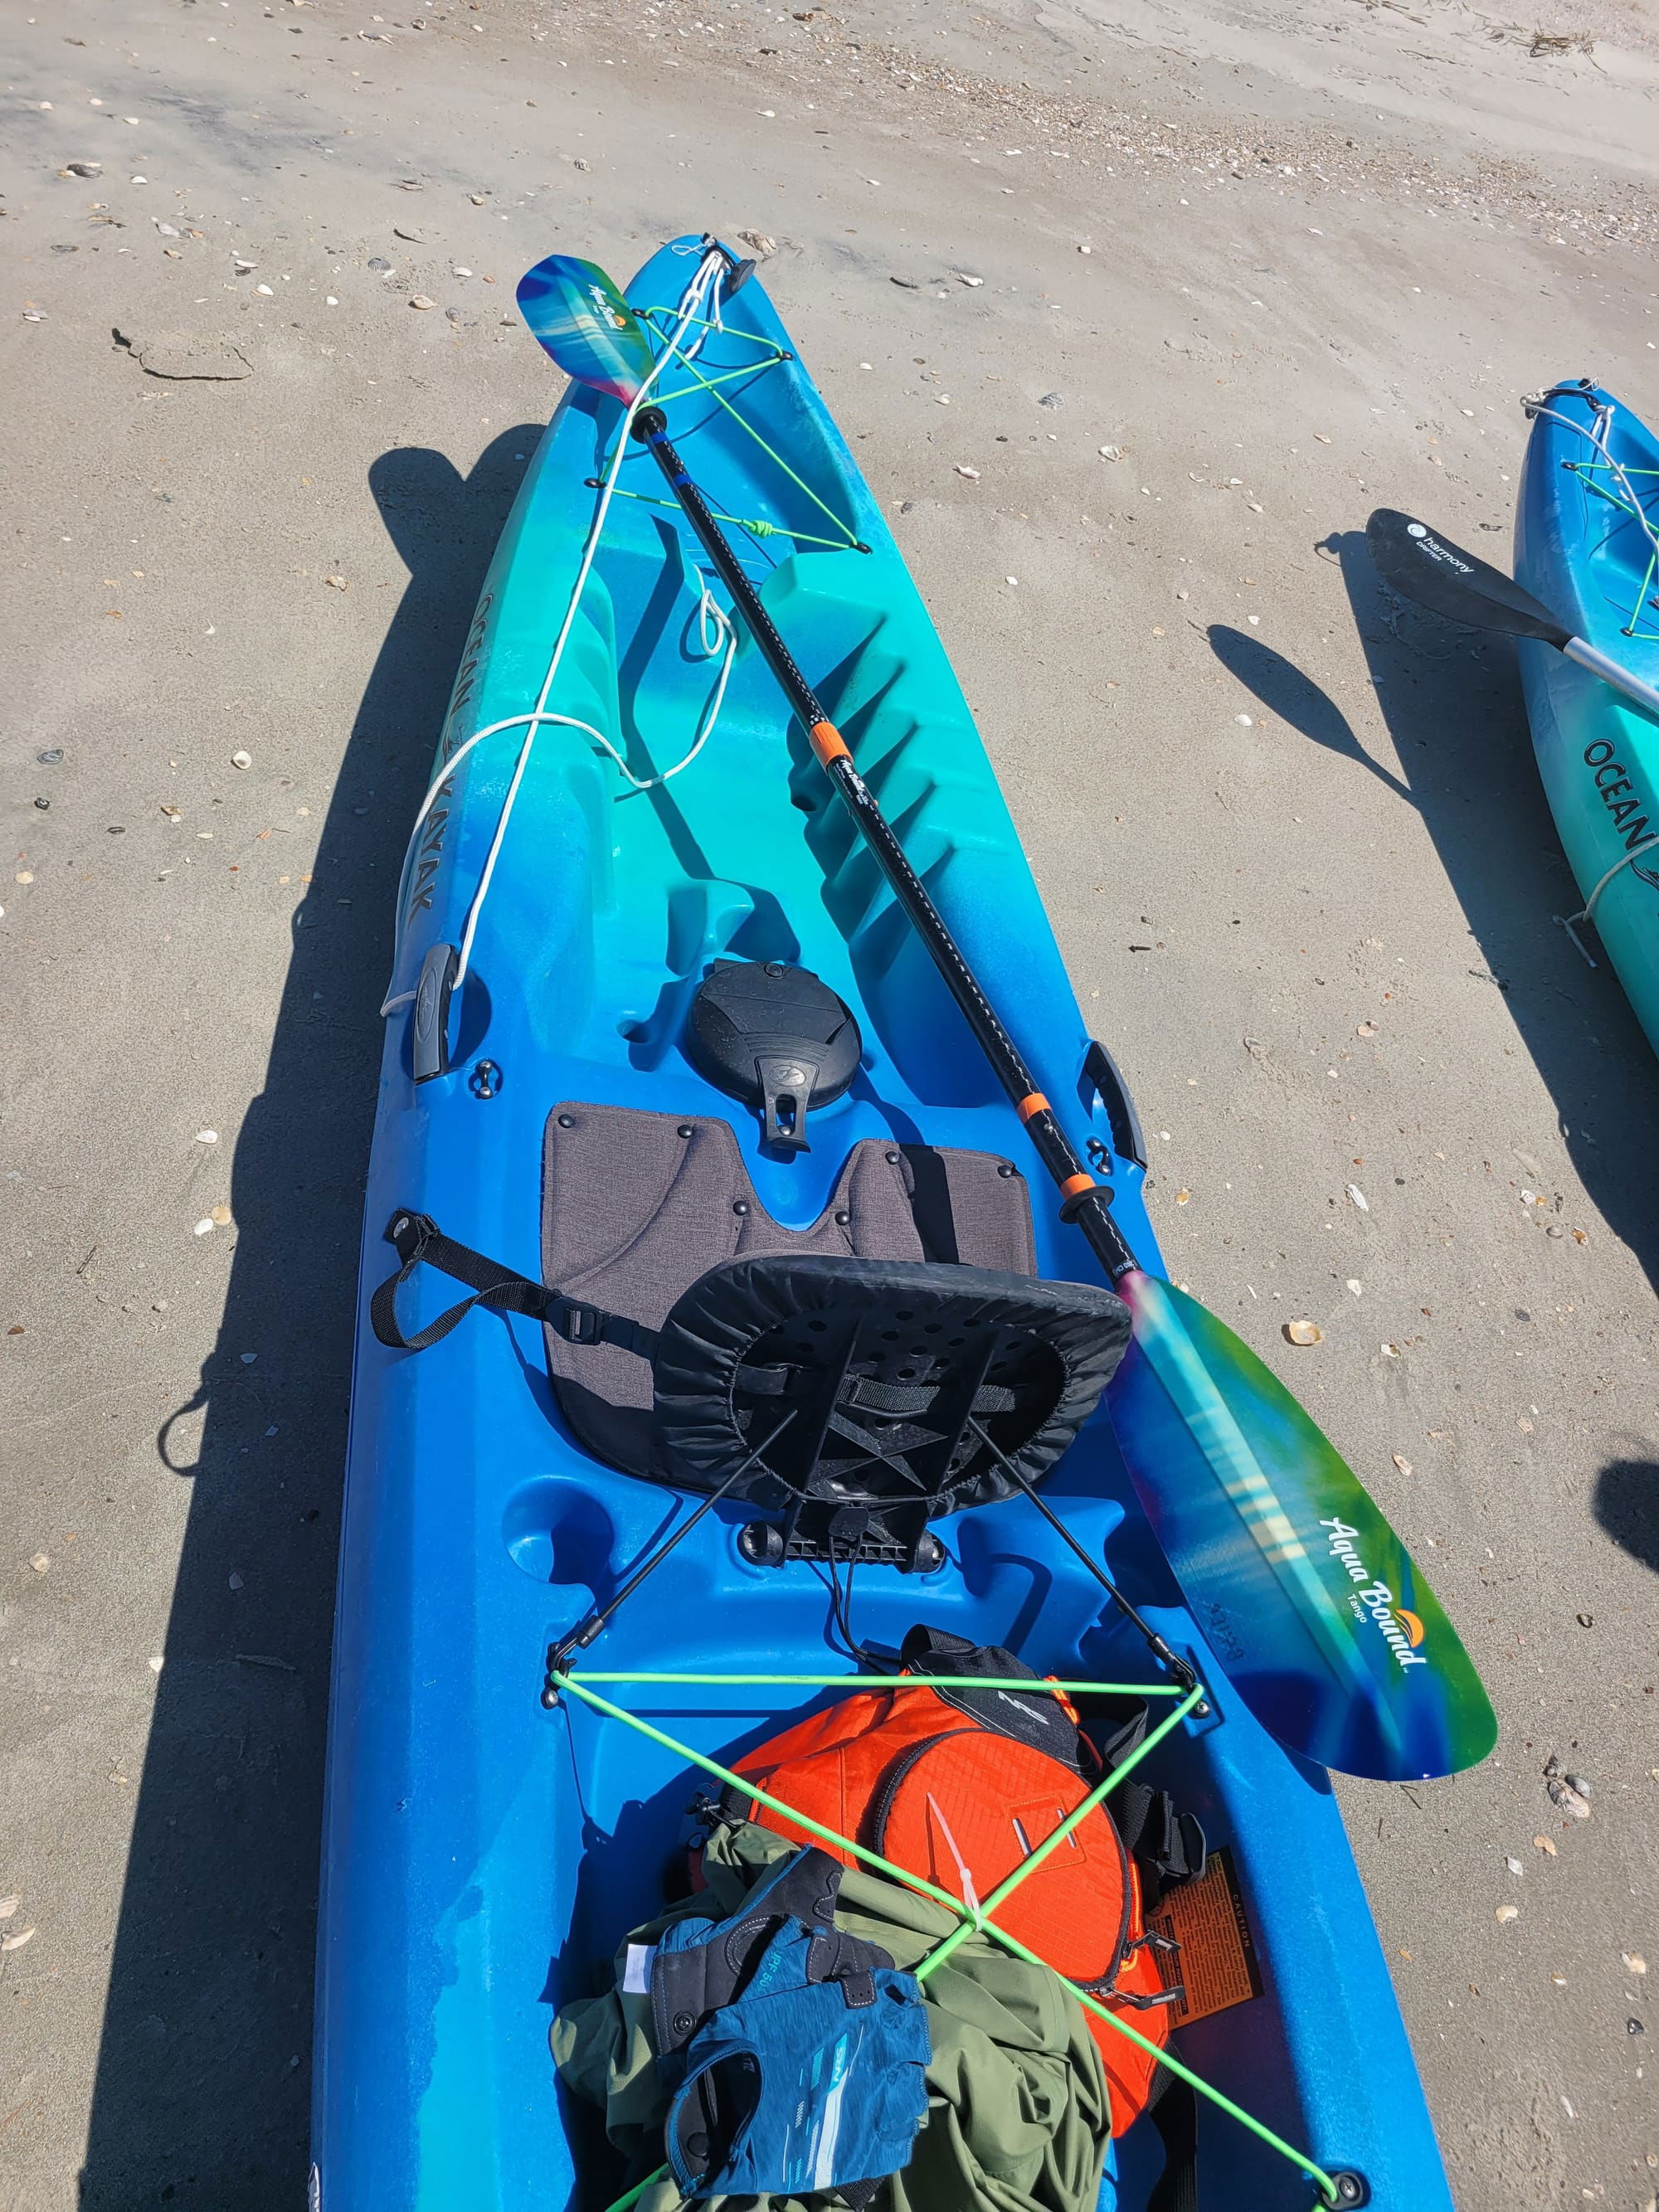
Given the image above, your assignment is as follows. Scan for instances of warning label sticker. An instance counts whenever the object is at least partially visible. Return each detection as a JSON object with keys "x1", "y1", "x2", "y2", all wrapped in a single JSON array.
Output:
[{"x1": 1147, "y1": 1846, "x2": 1263, "y2": 2026}]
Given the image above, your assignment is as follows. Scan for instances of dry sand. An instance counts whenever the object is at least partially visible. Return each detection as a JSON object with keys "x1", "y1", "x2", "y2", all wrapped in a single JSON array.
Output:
[{"x1": 2, "y1": 0, "x2": 1657, "y2": 2206}]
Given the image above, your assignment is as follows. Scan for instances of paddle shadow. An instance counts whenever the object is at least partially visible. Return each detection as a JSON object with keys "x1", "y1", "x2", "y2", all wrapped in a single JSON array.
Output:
[
  {"x1": 75, "y1": 430, "x2": 539, "y2": 2211},
  {"x1": 1302, "y1": 532, "x2": 1659, "y2": 1297},
  {"x1": 1209, "y1": 624, "x2": 1412, "y2": 804}
]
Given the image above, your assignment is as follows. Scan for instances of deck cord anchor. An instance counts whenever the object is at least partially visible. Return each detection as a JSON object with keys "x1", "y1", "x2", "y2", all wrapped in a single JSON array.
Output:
[{"x1": 1322, "y1": 2171, "x2": 1370, "y2": 2209}]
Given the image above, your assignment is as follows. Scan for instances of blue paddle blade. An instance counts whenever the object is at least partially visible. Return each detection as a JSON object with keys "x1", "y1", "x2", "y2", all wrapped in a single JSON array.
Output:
[
  {"x1": 1107, "y1": 1270, "x2": 1497, "y2": 1782},
  {"x1": 516, "y1": 254, "x2": 658, "y2": 405}
]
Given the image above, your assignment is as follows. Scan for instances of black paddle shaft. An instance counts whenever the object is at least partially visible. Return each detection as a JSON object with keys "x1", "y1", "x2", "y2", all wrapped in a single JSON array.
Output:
[{"x1": 633, "y1": 407, "x2": 1137, "y2": 1281}]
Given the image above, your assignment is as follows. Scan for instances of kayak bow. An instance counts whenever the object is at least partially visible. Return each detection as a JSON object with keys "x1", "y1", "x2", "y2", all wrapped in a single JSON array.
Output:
[{"x1": 1517, "y1": 381, "x2": 1659, "y2": 1052}]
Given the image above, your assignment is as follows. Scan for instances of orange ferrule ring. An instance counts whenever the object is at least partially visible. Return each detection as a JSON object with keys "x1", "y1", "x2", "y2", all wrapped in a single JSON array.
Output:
[
  {"x1": 809, "y1": 719, "x2": 849, "y2": 766},
  {"x1": 1015, "y1": 1091, "x2": 1049, "y2": 1123},
  {"x1": 1060, "y1": 1172, "x2": 1097, "y2": 1199}
]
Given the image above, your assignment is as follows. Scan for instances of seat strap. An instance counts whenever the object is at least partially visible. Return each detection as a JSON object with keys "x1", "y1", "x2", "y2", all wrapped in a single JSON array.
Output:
[
  {"x1": 370, "y1": 1210, "x2": 659, "y2": 1359},
  {"x1": 737, "y1": 1364, "x2": 1032, "y2": 1417},
  {"x1": 1113, "y1": 1781, "x2": 1209, "y2": 1898},
  {"x1": 1146, "y1": 2074, "x2": 1200, "y2": 2212}
]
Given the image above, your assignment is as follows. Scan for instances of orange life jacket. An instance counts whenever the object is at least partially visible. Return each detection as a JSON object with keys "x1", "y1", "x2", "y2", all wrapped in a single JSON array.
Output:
[{"x1": 715, "y1": 1626, "x2": 1194, "y2": 2135}]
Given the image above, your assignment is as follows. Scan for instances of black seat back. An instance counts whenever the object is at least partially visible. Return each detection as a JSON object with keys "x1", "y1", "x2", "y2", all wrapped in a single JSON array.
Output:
[{"x1": 652, "y1": 1252, "x2": 1131, "y2": 1567}]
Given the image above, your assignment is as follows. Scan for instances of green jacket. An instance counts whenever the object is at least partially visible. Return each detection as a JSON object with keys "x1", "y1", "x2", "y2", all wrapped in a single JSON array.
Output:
[{"x1": 552, "y1": 1820, "x2": 1109, "y2": 2212}]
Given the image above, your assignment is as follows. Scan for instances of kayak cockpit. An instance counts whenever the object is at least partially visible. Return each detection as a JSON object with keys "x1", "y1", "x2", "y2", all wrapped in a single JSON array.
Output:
[{"x1": 372, "y1": 1066, "x2": 1129, "y2": 1575}]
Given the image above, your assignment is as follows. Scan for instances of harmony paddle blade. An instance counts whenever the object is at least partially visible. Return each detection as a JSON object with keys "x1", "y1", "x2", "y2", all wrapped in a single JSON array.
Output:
[
  {"x1": 1365, "y1": 507, "x2": 1570, "y2": 646},
  {"x1": 1367, "y1": 508, "x2": 1659, "y2": 718},
  {"x1": 517, "y1": 254, "x2": 658, "y2": 405},
  {"x1": 1107, "y1": 1271, "x2": 1497, "y2": 1782}
]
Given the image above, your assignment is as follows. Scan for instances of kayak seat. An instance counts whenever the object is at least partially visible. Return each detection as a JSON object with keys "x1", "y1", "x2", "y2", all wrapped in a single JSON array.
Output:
[
  {"x1": 540, "y1": 1103, "x2": 1021, "y2": 1458},
  {"x1": 372, "y1": 1102, "x2": 1131, "y2": 1565},
  {"x1": 651, "y1": 1247, "x2": 1130, "y2": 1567}
]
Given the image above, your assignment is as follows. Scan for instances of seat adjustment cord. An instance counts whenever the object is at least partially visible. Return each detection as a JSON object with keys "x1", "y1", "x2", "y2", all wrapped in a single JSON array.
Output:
[{"x1": 967, "y1": 1415, "x2": 1203, "y2": 1704}]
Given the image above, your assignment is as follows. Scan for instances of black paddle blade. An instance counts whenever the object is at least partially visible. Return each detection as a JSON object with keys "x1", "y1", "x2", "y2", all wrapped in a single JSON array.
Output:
[{"x1": 1365, "y1": 508, "x2": 1571, "y2": 648}]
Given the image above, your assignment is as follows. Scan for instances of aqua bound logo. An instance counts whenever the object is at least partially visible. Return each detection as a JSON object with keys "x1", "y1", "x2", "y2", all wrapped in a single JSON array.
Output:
[
  {"x1": 1321, "y1": 1519, "x2": 1428, "y2": 1670},
  {"x1": 586, "y1": 281, "x2": 628, "y2": 333}
]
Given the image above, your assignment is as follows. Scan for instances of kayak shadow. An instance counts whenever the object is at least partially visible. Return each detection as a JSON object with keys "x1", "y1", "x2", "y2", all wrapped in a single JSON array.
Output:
[
  {"x1": 1310, "y1": 529, "x2": 1659, "y2": 1297},
  {"x1": 1593, "y1": 1456, "x2": 1659, "y2": 1574},
  {"x1": 75, "y1": 430, "x2": 542, "y2": 2212}
]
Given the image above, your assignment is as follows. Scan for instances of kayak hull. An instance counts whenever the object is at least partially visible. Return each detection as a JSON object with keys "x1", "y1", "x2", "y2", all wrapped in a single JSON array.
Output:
[
  {"x1": 1515, "y1": 381, "x2": 1659, "y2": 1057},
  {"x1": 312, "y1": 238, "x2": 1455, "y2": 2211}
]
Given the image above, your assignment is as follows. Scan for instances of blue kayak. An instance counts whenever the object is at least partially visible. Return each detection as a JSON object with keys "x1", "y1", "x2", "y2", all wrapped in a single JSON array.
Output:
[
  {"x1": 311, "y1": 236, "x2": 1457, "y2": 2212},
  {"x1": 1515, "y1": 380, "x2": 1659, "y2": 1056}
]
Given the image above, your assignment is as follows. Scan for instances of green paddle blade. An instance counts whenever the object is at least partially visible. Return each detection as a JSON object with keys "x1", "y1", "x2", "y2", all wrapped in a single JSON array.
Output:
[
  {"x1": 1107, "y1": 1270, "x2": 1497, "y2": 1781},
  {"x1": 517, "y1": 253, "x2": 658, "y2": 405}
]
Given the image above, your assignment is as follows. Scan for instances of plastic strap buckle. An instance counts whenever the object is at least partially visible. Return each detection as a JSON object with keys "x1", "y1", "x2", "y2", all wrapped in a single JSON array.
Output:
[{"x1": 555, "y1": 1300, "x2": 605, "y2": 1347}]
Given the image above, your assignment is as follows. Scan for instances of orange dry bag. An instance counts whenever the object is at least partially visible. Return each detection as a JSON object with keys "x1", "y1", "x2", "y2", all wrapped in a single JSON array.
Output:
[{"x1": 716, "y1": 1624, "x2": 1203, "y2": 2135}]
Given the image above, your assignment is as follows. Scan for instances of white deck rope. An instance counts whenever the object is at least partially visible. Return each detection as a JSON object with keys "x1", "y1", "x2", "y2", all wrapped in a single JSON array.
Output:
[
  {"x1": 382, "y1": 246, "x2": 732, "y2": 1016},
  {"x1": 1524, "y1": 389, "x2": 1659, "y2": 615},
  {"x1": 1557, "y1": 834, "x2": 1659, "y2": 965}
]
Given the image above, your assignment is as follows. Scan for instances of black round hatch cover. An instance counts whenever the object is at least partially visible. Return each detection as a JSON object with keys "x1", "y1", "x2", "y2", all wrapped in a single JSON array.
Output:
[{"x1": 686, "y1": 960, "x2": 862, "y2": 1152}]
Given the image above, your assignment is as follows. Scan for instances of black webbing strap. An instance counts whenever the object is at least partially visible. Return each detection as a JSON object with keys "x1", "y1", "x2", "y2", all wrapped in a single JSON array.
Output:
[
  {"x1": 370, "y1": 1210, "x2": 659, "y2": 1360},
  {"x1": 1114, "y1": 1781, "x2": 1208, "y2": 1898},
  {"x1": 1146, "y1": 2074, "x2": 1200, "y2": 2212},
  {"x1": 738, "y1": 1365, "x2": 1030, "y2": 1417},
  {"x1": 1085, "y1": 1704, "x2": 1208, "y2": 1900}
]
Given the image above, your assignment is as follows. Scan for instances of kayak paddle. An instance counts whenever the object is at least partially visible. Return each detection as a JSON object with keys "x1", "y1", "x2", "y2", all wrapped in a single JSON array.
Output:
[
  {"x1": 1366, "y1": 507, "x2": 1659, "y2": 719},
  {"x1": 517, "y1": 248, "x2": 1497, "y2": 1782}
]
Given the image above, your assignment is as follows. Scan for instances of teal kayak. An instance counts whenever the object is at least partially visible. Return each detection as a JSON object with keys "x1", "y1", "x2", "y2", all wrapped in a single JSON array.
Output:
[
  {"x1": 1515, "y1": 380, "x2": 1659, "y2": 1054},
  {"x1": 311, "y1": 235, "x2": 1467, "y2": 2211}
]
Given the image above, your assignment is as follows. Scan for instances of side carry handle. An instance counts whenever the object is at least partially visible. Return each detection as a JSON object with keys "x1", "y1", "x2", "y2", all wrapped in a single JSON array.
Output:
[
  {"x1": 1081, "y1": 1038, "x2": 1146, "y2": 1170},
  {"x1": 411, "y1": 941, "x2": 460, "y2": 1084}
]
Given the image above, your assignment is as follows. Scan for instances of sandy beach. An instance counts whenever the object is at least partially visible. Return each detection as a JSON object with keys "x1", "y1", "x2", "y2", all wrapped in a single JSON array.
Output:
[{"x1": 2, "y1": 0, "x2": 1657, "y2": 2205}]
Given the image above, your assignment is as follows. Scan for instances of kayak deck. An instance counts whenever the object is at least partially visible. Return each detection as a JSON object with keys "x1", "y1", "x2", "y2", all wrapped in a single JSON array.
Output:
[{"x1": 313, "y1": 238, "x2": 1454, "y2": 2210}]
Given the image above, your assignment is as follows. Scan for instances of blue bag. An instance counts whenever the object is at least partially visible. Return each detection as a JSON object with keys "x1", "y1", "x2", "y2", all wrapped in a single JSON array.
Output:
[{"x1": 646, "y1": 1845, "x2": 931, "y2": 2200}]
